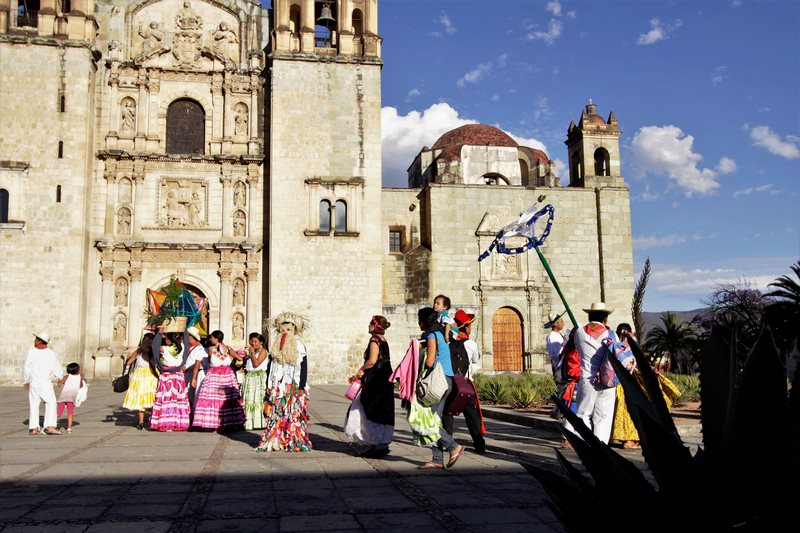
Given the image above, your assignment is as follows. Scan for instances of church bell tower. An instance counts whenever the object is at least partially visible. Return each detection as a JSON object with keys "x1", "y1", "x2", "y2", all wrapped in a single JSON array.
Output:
[
  {"x1": 266, "y1": 0, "x2": 383, "y2": 382},
  {"x1": 565, "y1": 101, "x2": 623, "y2": 188}
]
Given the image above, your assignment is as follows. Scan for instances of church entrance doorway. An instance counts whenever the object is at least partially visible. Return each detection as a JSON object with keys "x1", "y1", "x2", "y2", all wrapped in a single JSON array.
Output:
[{"x1": 492, "y1": 307, "x2": 523, "y2": 372}]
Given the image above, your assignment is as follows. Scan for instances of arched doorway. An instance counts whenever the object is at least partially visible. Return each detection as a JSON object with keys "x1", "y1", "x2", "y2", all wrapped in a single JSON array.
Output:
[{"x1": 492, "y1": 307, "x2": 524, "y2": 372}]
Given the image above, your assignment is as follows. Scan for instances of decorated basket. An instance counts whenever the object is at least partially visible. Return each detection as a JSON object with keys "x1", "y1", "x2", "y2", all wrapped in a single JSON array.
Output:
[{"x1": 159, "y1": 316, "x2": 188, "y2": 333}]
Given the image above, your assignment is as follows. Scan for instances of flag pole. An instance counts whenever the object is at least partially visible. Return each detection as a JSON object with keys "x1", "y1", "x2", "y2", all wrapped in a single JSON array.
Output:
[{"x1": 534, "y1": 246, "x2": 578, "y2": 328}]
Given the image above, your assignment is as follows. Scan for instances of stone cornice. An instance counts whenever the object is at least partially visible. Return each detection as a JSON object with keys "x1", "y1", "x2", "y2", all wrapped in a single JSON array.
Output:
[
  {"x1": 97, "y1": 151, "x2": 264, "y2": 165},
  {"x1": 0, "y1": 34, "x2": 98, "y2": 58},
  {"x1": 268, "y1": 50, "x2": 383, "y2": 67},
  {"x1": 304, "y1": 176, "x2": 364, "y2": 187}
]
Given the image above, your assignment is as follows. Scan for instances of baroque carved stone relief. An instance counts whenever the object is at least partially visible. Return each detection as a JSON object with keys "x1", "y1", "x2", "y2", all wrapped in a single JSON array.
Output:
[
  {"x1": 115, "y1": 277, "x2": 129, "y2": 306},
  {"x1": 234, "y1": 102, "x2": 248, "y2": 136},
  {"x1": 113, "y1": 313, "x2": 128, "y2": 343},
  {"x1": 158, "y1": 178, "x2": 208, "y2": 228},
  {"x1": 120, "y1": 98, "x2": 136, "y2": 134},
  {"x1": 117, "y1": 207, "x2": 132, "y2": 235},
  {"x1": 232, "y1": 312, "x2": 244, "y2": 340},
  {"x1": 233, "y1": 181, "x2": 246, "y2": 207},
  {"x1": 232, "y1": 210, "x2": 246, "y2": 237},
  {"x1": 232, "y1": 278, "x2": 245, "y2": 307}
]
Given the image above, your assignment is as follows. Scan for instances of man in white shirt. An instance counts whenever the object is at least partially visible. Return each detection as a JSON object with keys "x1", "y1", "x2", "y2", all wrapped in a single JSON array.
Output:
[
  {"x1": 544, "y1": 311, "x2": 567, "y2": 375},
  {"x1": 23, "y1": 332, "x2": 64, "y2": 435},
  {"x1": 569, "y1": 302, "x2": 618, "y2": 444}
]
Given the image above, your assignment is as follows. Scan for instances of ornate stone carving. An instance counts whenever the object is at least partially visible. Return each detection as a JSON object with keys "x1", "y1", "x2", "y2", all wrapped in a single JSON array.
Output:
[
  {"x1": 211, "y1": 22, "x2": 238, "y2": 64},
  {"x1": 137, "y1": 22, "x2": 170, "y2": 64},
  {"x1": 233, "y1": 181, "x2": 246, "y2": 207},
  {"x1": 113, "y1": 313, "x2": 128, "y2": 342},
  {"x1": 159, "y1": 179, "x2": 207, "y2": 228},
  {"x1": 118, "y1": 178, "x2": 132, "y2": 204},
  {"x1": 232, "y1": 278, "x2": 245, "y2": 307},
  {"x1": 115, "y1": 277, "x2": 129, "y2": 306},
  {"x1": 108, "y1": 40, "x2": 122, "y2": 62},
  {"x1": 176, "y1": 1, "x2": 203, "y2": 31},
  {"x1": 117, "y1": 207, "x2": 132, "y2": 235},
  {"x1": 172, "y1": 1, "x2": 203, "y2": 69},
  {"x1": 120, "y1": 98, "x2": 136, "y2": 133},
  {"x1": 234, "y1": 102, "x2": 248, "y2": 136},
  {"x1": 233, "y1": 210, "x2": 246, "y2": 237},
  {"x1": 232, "y1": 313, "x2": 244, "y2": 340},
  {"x1": 493, "y1": 252, "x2": 520, "y2": 280}
]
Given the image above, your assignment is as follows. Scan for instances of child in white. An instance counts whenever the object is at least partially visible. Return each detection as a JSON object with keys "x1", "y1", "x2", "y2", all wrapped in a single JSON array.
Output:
[
  {"x1": 57, "y1": 362, "x2": 85, "y2": 433},
  {"x1": 23, "y1": 332, "x2": 64, "y2": 435}
]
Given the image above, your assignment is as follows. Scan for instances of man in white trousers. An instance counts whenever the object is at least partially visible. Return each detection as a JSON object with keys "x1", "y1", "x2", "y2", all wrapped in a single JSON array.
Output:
[
  {"x1": 570, "y1": 303, "x2": 618, "y2": 444},
  {"x1": 23, "y1": 332, "x2": 64, "y2": 435}
]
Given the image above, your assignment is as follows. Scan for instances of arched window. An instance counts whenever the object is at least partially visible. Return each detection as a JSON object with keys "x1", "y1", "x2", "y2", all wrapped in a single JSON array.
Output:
[
  {"x1": 61, "y1": 0, "x2": 71, "y2": 14},
  {"x1": 481, "y1": 173, "x2": 509, "y2": 186},
  {"x1": 56, "y1": 185, "x2": 62, "y2": 203},
  {"x1": 289, "y1": 4, "x2": 301, "y2": 35},
  {"x1": 166, "y1": 99, "x2": 205, "y2": 155},
  {"x1": 0, "y1": 189, "x2": 9, "y2": 223},
  {"x1": 319, "y1": 200, "x2": 331, "y2": 232},
  {"x1": 594, "y1": 147, "x2": 610, "y2": 176},
  {"x1": 519, "y1": 159, "x2": 530, "y2": 186},
  {"x1": 352, "y1": 8, "x2": 363, "y2": 38},
  {"x1": 334, "y1": 199, "x2": 347, "y2": 232}
]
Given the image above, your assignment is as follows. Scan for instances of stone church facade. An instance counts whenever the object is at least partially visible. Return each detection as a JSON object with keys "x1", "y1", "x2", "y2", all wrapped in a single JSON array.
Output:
[{"x1": 0, "y1": 0, "x2": 633, "y2": 383}]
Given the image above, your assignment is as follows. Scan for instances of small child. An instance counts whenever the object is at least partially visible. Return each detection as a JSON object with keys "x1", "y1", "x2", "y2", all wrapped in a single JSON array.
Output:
[
  {"x1": 57, "y1": 362, "x2": 84, "y2": 434},
  {"x1": 433, "y1": 294, "x2": 459, "y2": 342}
]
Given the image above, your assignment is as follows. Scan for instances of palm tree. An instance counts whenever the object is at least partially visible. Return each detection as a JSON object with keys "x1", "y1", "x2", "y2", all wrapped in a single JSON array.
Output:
[
  {"x1": 766, "y1": 261, "x2": 800, "y2": 366},
  {"x1": 645, "y1": 311, "x2": 696, "y2": 374}
]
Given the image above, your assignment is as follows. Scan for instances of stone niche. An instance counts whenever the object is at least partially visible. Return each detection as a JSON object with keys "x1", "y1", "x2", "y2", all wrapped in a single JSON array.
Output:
[{"x1": 130, "y1": 0, "x2": 241, "y2": 71}]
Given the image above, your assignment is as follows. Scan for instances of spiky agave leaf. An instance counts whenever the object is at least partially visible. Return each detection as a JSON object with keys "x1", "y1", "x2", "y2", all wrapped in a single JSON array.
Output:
[
  {"x1": 627, "y1": 335, "x2": 677, "y2": 433},
  {"x1": 522, "y1": 463, "x2": 601, "y2": 532}
]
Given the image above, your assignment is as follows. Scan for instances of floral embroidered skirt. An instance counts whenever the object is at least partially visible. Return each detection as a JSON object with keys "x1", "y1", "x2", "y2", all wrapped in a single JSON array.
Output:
[
  {"x1": 123, "y1": 367, "x2": 159, "y2": 411},
  {"x1": 192, "y1": 366, "x2": 245, "y2": 430},
  {"x1": 241, "y1": 370, "x2": 267, "y2": 430},
  {"x1": 255, "y1": 384, "x2": 312, "y2": 452},
  {"x1": 612, "y1": 371, "x2": 682, "y2": 443},
  {"x1": 150, "y1": 372, "x2": 190, "y2": 432}
]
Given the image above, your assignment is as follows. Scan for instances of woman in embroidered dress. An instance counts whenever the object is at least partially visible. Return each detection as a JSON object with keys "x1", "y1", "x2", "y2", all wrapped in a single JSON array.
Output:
[
  {"x1": 149, "y1": 330, "x2": 191, "y2": 431},
  {"x1": 344, "y1": 315, "x2": 394, "y2": 458},
  {"x1": 123, "y1": 333, "x2": 159, "y2": 430},
  {"x1": 255, "y1": 312, "x2": 312, "y2": 452},
  {"x1": 241, "y1": 332, "x2": 269, "y2": 430},
  {"x1": 192, "y1": 342, "x2": 246, "y2": 431}
]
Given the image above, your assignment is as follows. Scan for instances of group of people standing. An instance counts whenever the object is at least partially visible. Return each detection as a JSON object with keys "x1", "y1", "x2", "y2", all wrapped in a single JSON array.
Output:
[
  {"x1": 120, "y1": 311, "x2": 312, "y2": 452},
  {"x1": 546, "y1": 302, "x2": 680, "y2": 449}
]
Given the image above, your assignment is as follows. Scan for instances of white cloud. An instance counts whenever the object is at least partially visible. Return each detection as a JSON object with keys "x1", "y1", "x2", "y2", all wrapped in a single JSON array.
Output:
[
  {"x1": 634, "y1": 234, "x2": 689, "y2": 250},
  {"x1": 749, "y1": 125, "x2": 800, "y2": 159},
  {"x1": 733, "y1": 184, "x2": 777, "y2": 198},
  {"x1": 433, "y1": 11, "x2": 456, "y2": 37},
  {"x1": 630, "y1": 125, "x2": 735, "y2": 196},
  {"x1": 497, "y1": 53, "x2": 508, "y2": 68},
  {"x1": 381, "y1": 103, "x2": 476, "y2": 187},
  {"x1": 758, "y1": 107, "x2": 771, "y2": 113},
  {"x1": 633, "y1": 185, "x2": 660, "y2": 201},
  {"x1": 545, "y1": 1, "x2": 562, "y2": 17},
  {"x1": 490, "y1": 94, "x2": 500, "y2": 102},
  {"x1": 731, "y1": 1, "x2": 743, "y2": 7},
  {"x1": 567, "y1": 10, "x2": 577, "y2": 19},
  {"x1": 507, "y1": 133, "x2": 548, "y2": 154},
  {"x1": 637, "y1": 18, "x2": 683, "y2": 45},
  {"x1": 457, "y1": 62, "x2": 492, "y2": 87},
  {"x1": 407, "y1": 88, "x2": 421, "y2": 99},
  {"x1": 711, "y1": 65, "x2": 728, "y2": 86},
  {"x1": 526, "y1": 18, "x2": 563, "y2": 45}
]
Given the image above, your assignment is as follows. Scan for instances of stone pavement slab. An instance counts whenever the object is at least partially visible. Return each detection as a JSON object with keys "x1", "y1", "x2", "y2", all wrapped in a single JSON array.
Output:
[{"x1": 0, "y1": 383, "x2": 584, "y2": 532}]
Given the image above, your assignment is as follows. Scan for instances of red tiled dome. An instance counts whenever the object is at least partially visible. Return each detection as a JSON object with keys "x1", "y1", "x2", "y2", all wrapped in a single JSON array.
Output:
[
  {"x1": 519, "y1": 146, "x2": 551, "y2": 164},
  {"x1": 585, "y1": 113, "x2": 607, "y2": 125},
  {"x1": 432, "y1": 124, "x2": 518, "y2": 162}
]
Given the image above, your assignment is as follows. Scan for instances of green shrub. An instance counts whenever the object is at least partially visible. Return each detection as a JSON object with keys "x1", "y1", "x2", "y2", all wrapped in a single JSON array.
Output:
[
  {"x1": 473, "y1": 372, "x2": 555, "y2": 407},
  {"x1": 481, "y1": 378, "x2": 511, "y2": 405},
  {"x1": 664, "y1": 372, "x2": 700, "y2": 406},
  {"x1": 511, "y1": 386, "x2": 536, "y2": 409}
]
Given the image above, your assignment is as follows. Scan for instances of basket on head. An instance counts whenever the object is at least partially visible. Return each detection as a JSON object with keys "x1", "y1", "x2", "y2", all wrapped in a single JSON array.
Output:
[{"x1": 160, "y1": 316, "x2": 188, "y2": 333}]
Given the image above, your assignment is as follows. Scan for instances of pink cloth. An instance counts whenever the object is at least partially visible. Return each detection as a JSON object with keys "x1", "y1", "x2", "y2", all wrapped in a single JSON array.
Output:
[{"x1": 388, "y1": 338, "x2": 419, "y2": 402}]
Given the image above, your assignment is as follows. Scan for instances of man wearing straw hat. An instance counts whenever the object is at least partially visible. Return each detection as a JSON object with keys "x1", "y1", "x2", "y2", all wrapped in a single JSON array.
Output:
[
  {"x1": 543, "y1": 311, "x2": 568, "y2": 375},
  {"x1": 568, "y1": 302, "x2": 619, "y2": 444},
  {"x1": 22, "y1": 332, "x2": 64, "y2": 435}
]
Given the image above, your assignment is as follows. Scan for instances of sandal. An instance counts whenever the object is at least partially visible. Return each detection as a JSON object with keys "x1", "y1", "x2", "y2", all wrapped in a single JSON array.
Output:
[
  {"x1": 29, "y1": 428, "x2": 42, "y2": 435},
  {"x1": 623, "y1": 440, "x2": 641, "y2": 449},
  {"x1": 66, "y1": 428, "x2": 72, "y2": 434},
  {"x1": 44, "y1": 428, "x2": 62, "y2": 435},
  {"x1": 446, "y1": 445, "x2": 465, "y2": 469},
  {"x1": 416, "y1": 462, "x2": 445, "y2": 470}
]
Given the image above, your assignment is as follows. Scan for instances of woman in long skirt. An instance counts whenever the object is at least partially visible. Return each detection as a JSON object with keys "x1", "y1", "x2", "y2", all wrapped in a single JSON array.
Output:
[
  {"x1": 149, "y1": 330, "x2": 191, "y2": 432},
  {"x1": 345, "y1": 315, "x2": 394, "y2": 458},
  {"x1": 123, "y1": 333, "x2": 159, "y2": 430},
  {"x1": 241, "y1": 332, "x2": 269, "y2": 430},
  {"x1": 192, "y1": 344, "x2": 246, "y2": 431},
  {"x1": 255, "y1": 312, "x2": 312, "y2": 452}
]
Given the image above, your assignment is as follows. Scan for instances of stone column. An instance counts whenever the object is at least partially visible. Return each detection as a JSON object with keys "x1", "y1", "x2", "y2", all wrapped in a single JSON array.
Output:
[
  {"x1": 131, "y1": 160, "x2": 145, "y2": 237},
  {"x1": 246, "y1": 164, "x2": 259, "y2": 240},
  {"x1": 108, "y1": 69, "x2": 120, "y2": 134},
  {"x1": 146, "y1": 73, "x2": 160, "y2": 151},
  {"x1": 249, "y1": 73, "x2": 259, "y2": 140},
  {"x1": 98, "y1": 265, "x2": 115, "y2": 349},
  {"x1": 135, "y1": 69, "x2": 148, "y2": 151},
  {"x1": 220, "y1": 163, "x2": 233, "y2": 238},
  {"x1": 218, "y1": 265, "x2": 233, "y2": 337},
  {"x1": 129, "y1": 261, "x2": 144, "y2": 343},
  {"x1": 104, "y1": 160, "x2": 118, "y2": 237},
  {"x1": 210, "y1": 72, "x2": 223, "y2": 154},
  {"x1": 244, "y1": 267, "x2": 259, "y2": 335}
]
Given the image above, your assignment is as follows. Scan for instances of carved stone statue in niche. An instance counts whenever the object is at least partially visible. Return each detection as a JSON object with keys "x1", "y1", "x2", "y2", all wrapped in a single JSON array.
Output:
[
  {"x1": 108, "y1": 40, "x2": 122, "y2": 61},
  {"x1": 493, "y1": 252, "x2": 520, "y2": 280},
  {"x1": 115, "y1": 278, "x2": 128, "y2": 306},
  {"x1": 232, "y1": 278, "x2": 244, "y2": 307},
  {"x1": 117, "y1": 207, "x2": 131, "y2": 235},
  {"x1": 137, "y1": 21, "x2": 169, "y2": 63},
  {"x1": 232, "y1": 313, "x2": 244, "y2": 340},
  {"x1": 234, "y1": 103, "x2": 248, "y2": 136},
  {"x1": 161, "y1": 180, "x2": 206, "y2": 228},
  {"x1": 233, "y1": 210, "x2": 246, "y2": 237},
  {"x1": 211, "y1": 22, "x2": 238, "y2": 63},
  {"x1": 173, "y1": 1, "x2": 203, "y2": 69},
  {"x1": 113, "y1": 313, "x2": 128, "y2": 342},
  {"x1": 120, "y1": 99, "x2": 136, "y2": 133},
  {"x1": 233, "y1": 181, "x2": 246, "y2": 207},
  {"x1": 176, "y1": 1, "x2": 203, "y2": 30}
]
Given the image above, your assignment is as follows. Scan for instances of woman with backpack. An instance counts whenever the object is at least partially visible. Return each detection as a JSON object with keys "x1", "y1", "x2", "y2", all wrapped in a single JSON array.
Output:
[{"x1": 344, "y1": 315, "x2": 395, "y2": 458}]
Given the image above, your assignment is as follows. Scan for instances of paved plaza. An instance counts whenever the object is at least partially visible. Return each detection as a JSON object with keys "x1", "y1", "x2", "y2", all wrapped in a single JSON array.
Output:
[{"x1": 0, "y1": 383, "x2": 587, "y2": 532}]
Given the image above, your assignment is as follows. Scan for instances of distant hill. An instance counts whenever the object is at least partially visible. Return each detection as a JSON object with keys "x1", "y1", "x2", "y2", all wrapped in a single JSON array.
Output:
[{"x1": 639, "y1": 308, "x2": 710, "y2": 337}]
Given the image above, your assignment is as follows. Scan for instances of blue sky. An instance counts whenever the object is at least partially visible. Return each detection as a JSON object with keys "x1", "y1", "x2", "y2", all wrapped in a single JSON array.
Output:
[{"x1": 268, "y1": 1, "x2": 800, "y2": 312}]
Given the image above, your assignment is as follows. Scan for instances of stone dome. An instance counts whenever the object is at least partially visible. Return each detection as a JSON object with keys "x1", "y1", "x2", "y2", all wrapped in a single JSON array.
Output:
[{"x1": 432, "y1": 124, "x2": 518, "y2": 162}]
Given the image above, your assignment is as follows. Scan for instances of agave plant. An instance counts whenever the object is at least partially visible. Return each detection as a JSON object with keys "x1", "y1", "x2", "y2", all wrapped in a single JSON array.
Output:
[{"x1": 526, "y1": 327, "x2": 797, "y2": 532}]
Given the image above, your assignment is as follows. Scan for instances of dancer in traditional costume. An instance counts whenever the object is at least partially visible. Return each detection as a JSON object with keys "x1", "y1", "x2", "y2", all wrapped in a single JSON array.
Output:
[
  {"x1": 123, "y1": 333, "x2": 159, "y2": 430},
  {"x1": 344, "y1": 315, "x2": 394, "y2": 458},
  {"x1": 149, "y1": 330, "x2": 191, "y2": 431},
  {"x1": 255, "y1": 312, "x2": 312, "y2": 452},
  {"x1": 192, "y1": 344, "x2": 246, "y2": 431},
  {"x1": 241, "y1": 332, "x2": 269, "y2": 430}
]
